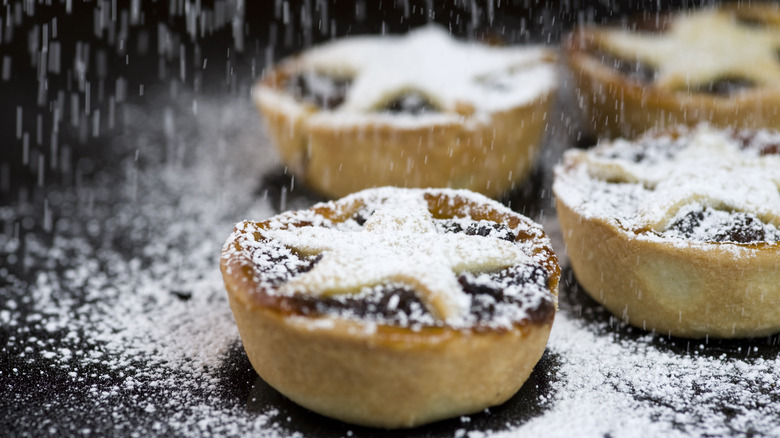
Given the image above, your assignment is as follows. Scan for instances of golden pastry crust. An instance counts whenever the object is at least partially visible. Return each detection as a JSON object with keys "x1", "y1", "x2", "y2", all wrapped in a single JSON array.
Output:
[
  {"x1": 254, "y1": 27, "x2": 558, "y2": 198},
  {"x1": 220, "y1": 187, "x2": 560, "y2": 428},
  {"x1": 553, "y1": 125, "x2": 780, "y2": 338},
  {"x1": 565, "y1": 4, "x2": 780, "y2": 138},
  {"x1": 557, "y1": 200, "x2": 780, "y2": 338}
]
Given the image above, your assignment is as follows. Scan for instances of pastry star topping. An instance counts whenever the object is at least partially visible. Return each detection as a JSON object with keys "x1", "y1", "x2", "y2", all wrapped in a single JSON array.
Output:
[
  {"x1": 300, "y1": 25, "x2": 555, "y2": 115},
  {"x1": 575, "y1": 125, "x2": 780, "y2": 230},
  {"x1": 599, "y1": 8, "x2": 780, "y2": 90},
  {"x1": 262, "y1": 199, "x2": 532, "y2": 323}
]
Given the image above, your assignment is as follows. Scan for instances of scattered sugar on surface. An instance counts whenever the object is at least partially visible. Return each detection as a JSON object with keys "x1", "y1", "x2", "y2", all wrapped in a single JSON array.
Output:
[
  {"x1": 0, "y1": 94, "x2": 293, "y2": 436},
  {"x1": 511, "y1": 306, "x2": 780, "y2": 438}
]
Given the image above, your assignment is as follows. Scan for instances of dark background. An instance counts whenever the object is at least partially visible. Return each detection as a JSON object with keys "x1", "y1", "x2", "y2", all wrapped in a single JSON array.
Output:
[{"x1": 0, "y1": 0, "x2": 712, "y2": 207}]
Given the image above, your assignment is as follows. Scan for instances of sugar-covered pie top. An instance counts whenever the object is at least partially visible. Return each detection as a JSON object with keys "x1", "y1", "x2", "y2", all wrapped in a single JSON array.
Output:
[
  {"x1": 222, "y1": 188, "x2": 559, "y2": 330},
  {"x1": 554, "y1": 125, "x2": 780, "y2": 246},
  {"x1": 256, "y1": 26, "x2": 557, "y2": 125},
  {"x1": 585, "y1": 5, "x2": 780, "y2": 95}
]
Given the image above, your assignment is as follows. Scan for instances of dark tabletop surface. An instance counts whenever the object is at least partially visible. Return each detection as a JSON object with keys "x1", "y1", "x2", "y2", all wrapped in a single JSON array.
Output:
[{"x1": 2, "y1": 1, "x2": 779, "y2": 437}]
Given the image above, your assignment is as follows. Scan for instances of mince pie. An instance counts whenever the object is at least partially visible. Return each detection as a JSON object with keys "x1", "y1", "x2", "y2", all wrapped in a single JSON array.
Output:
[
  {"x1": 565, "y1": 4, "x2": 780, "y2": 138},
  {"x1": 553, "y1": 124, "x2": 780, "y2": 338},
  {"x1": 254, "y1": 26, "x2": 558, "y2": 198},
  {"x1": 220, "y1": 187, "x2": 560, "y2": 428}
]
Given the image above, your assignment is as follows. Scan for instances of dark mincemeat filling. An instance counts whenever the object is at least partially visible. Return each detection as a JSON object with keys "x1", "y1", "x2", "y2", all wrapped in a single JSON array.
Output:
[
  {"x1": 732, "y1": 131, "x2": 780, "y2": 156},
  {"x1": 438, "y1": 219, "x2": 517, "y2": 242},
  {"x1": 666, "y1": 207, "x2": 776, "y2": 243},
  {"x1": 459, "y1": 264, "x2": 553, "y2": 325},
  {"x1": 257, "y1": 214, "x2": 551, "y2": 326},
  {"x1": 281, "y1": 262, "x2": 552, "y2": 327},
  {"x1": 381, "y1": 92, "x2": 438, "y2": 114},
  {"x1": 255, "y1": 249, "x2": 323, "y2": 287},
  {"x1": 735, "y1": 14, "x2": 769, "y2": 29},
  {"x1": 352, "y1": 210, "x2": 371, "y2": 226},
  {"x1": 288, "y1": 284, "x2": 432, "y2": 324},
  {"x1": 287, "y1": 72, "x2": 352, "y2": 110},
  {"x1": 593, "y1": 49, "x2": 757, "y2": 96},
  {"x1": 287, "y1": 72, "x2": 440, "y2": 114},
  {"x1": 686, "y1": 76, "x2": 756, "y2": 96}
]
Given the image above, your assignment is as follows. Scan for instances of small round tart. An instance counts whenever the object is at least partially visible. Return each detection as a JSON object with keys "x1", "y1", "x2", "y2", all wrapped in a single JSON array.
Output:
[
  {"x1": 565, "y1": 4, "x2": 780, "y2": 138},
  {"x1": 254, "y1": 25, "x2": 558, "y2": 198},
  {"x1": 554, "y1": 124, "x2": 780, "y2": 339},
  {"x1": 220, "y1": 187, "x2": 560, "y2": 428}
]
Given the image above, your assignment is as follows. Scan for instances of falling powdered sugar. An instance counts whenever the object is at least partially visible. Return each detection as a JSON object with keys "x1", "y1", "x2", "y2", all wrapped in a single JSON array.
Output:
[{"x1": 0, "y1": 94, "x2": 296, "y2": 436}]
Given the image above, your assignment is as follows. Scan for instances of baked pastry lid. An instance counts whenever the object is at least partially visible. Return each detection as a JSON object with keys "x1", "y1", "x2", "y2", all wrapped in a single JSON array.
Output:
[
  {"x1": 553, "y1": 124, "x2": 780, "y2": 246},
  {"x1": 255, "y1": 25, "x2": 558, "y2": 126},
  {"x1": 221, "y1": 187, "x2": 560, "y2": 334}
]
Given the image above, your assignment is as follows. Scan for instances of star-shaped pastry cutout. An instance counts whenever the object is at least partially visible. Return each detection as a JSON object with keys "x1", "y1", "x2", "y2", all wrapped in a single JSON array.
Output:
[
  {"x1": 262, "y1": 198, "x2": 532, "y2": 323},
  {"x1": 598, "y1": 8, "x2": 780, "y2": 90},
  {"x1": 299, "y1": 25, "x2": 556, "y2": 115},
  {"x1": 575, "y1": 126, "x2": 780, "y2": 230}
]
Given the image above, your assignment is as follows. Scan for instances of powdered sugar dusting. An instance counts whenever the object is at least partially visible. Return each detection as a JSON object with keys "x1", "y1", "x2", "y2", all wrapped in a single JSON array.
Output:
[
  {"x1": 224, "y1": 187, "x2": 554, "y2": 329},
  {"x1": 554, "y1": 124, "x2": 780, "y2": 246},
  {"x1": 257, "y1": 25, "x2": 557, "y2": 126},
  {"x1": 598, "y1": 7, "x2": 780, "y2": 90}
]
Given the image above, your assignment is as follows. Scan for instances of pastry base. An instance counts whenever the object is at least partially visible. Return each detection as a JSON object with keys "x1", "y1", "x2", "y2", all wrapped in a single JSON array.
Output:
[
  {"x1": 255, "y1": 86, "x2": 555, "y2": 199},
  {"x1": 223, "y1": 271, "x2": 553, "y2": 429},
  {"x1": 556, "y1": 198, "x2": 780, "y2": 338}
]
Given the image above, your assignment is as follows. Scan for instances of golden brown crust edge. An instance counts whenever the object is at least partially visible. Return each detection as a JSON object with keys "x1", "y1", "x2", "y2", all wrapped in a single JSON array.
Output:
[
  {"x1": 254, "y1": 73, "x2": 555, "y2": 199},
  {"x1": 555, "y1": 196, "x2": 780, "y2": 339},
  {"x1": 564, "y1": 25, "x2": 780, "y2": 139}
]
